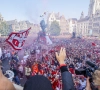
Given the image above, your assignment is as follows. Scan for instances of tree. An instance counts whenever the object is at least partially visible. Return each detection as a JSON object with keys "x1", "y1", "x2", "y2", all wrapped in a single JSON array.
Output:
[
  {"x1": 0, "y1": 22, "x2": 9, "y2": 36},
  {"x1": 49, "y1": 21, "x2": 61, "y2": 36}
]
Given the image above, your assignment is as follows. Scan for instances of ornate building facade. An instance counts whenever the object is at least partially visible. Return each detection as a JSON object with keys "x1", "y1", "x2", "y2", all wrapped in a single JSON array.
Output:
[
  {"x1": 88, "y1": 0, "x2": 100, "y2": 17},
  {"x1": 47, "y1": 12, "x2": 69, "y2": 35},
  {"x1": 47, "y1": 12, "x2": 60, "y2": 26},
  {"x1": 77, "y1": 0, "x2": 100, "y2": 37},
  {"x1": 60, "y1": 15, "x2": 69, "y2": 34},
  {"x1": 77, "y1": 12, "x2": 89, "y2": 37},
  {"x1": 6, "y1": 20, "x2": 40, "y2": 35},
  {"x1": 0, "y1": 13, "x2": 40, "y2": 36},
  {"x1": 88, "y1": 0, "x2": 100, "y2": 36},
  {"x1": 68, "y1": 18, "x2": 77, "y2": 34}
]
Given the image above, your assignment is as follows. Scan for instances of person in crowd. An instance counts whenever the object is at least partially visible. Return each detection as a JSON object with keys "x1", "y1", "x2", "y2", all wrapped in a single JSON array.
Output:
[
  {"x1": 79, "y1": 78, "x2": 86, "y2": 89},
  {"x1": 9, "y1": 60, "x2": 16, "y2": 68},
  {"x1": 13, "y1": 74, "x2": 21, "y2": 85},
  {"x1": 0, "y1": 38, "x2": 100, "y2": 90},
  {"x1": 23, "y1": 47, "x2": 75, "y2": 90},
  {"x1": 0, "y1": 60, "x2": 4, "y2": 74},
  {"x1": 2, "y1": 47, "x2": 7, "y2": 59},
  {"x1": 12, "y1": 53, "x2": 19, "y2": 63},
  {"x1": 18, "y1": 64, "x2": 24, "y2": 79},
  {"x1": 25, "y1": 65, "x2": 31, "y2": 80},
  {"x1": 7, "y1": 51, "x2": 11, "y2": 60}
]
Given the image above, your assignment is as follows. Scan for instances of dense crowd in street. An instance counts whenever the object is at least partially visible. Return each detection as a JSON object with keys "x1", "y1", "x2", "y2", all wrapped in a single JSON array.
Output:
[{"x1": 0, "y1": 38, "x2": 100, "y2": 90}]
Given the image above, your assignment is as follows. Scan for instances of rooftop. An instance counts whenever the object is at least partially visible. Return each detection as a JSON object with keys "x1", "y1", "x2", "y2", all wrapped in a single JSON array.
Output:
[{"x1": 78, "y1": 16, "x2": 90, "y2": 22}]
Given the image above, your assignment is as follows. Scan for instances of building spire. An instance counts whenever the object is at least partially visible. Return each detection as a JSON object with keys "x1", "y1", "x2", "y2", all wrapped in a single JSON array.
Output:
[{"x1": 80, "y1": 11, "x2": 84, "y2": 19}]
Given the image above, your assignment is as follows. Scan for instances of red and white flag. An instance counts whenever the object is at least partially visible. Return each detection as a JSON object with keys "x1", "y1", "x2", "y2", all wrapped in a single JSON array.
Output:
[
  {"x1": 92, "y1": 42, "x2": 96, "y2": 46},
  {"x1": 6, "y1": 27, "x2": 31, "y2": 50}
]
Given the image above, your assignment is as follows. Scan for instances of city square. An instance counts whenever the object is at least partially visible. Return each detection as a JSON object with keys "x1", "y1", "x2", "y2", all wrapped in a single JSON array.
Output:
[{"x1": 0, "y1": 0, "x2": 100, "y2": 90}]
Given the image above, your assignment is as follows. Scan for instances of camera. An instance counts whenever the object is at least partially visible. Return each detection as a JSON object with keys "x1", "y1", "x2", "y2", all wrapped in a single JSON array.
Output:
[
  {"x1": 75, "y1": 61, "x2": 98, "y2": 78},
  {"x1": 75, "y1": 61, "x2": 99, "y2": 90}
]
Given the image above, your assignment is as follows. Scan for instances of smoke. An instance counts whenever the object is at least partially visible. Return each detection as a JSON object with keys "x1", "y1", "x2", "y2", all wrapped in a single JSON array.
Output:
[
  {"x1": 25, "y1": 0, "x2": 49, "y2": 24},
  {"x1": 25, "y1": 2, "x2": 40, "y2": 24},
  {"x1": 41, "y1": 0, "x2": 49, "y2": 11},
  {"x1": 26, "y1": 9, "x2": 40, "y2": 24},
  {"x1": 25, "y1": 7, "x2": 40, "y2": 24},
  {"x1": 42, "y1": 0, "x2": 48, "y2": 7}
]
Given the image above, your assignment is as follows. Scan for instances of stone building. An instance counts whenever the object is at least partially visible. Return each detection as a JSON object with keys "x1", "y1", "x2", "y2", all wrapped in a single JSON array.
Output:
[
  {"x1": 77, "y1": 0, "x2": 100, "y2": 37},
  {"x1": 68, "y1": 18, "x2": 77, "y2": 34},
  {"x1": 47, "y1": 12, "x2": 60, "y2": 26},
  {"x1": 6, "y1": 20, "x2": 40, "y2": 34},
  {"x1": 7, "y1": 19, "x2": 22, "y2": 32},
  {"x1": 47, "y1": 12, "x2": 69, "y2": 35},
  {"x1": 66, "y1": 20, "x2": 69, "y2": 33},
  {"x1": 88, "y1": 0, "x2": 100, "y2": 36},
  {"x1": 19, "y1": 21, "x2": 28, "y2": 30},
  {"x1": 77, "y1": 12, "x2": 89, "y2": 37},
  {"x1": 60, "y1": 15, "x2": 69, "y2": 35},
  {"x1": 88, "y1": 0, "x2": 100, "y2": 17},
  {"x1": 91, "y1": 11, "x2": 100, "y2": 36}
]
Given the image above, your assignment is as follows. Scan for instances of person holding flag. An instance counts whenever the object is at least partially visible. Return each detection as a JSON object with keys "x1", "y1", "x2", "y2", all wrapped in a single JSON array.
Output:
[{"x1": 6, "y1": 27, "x2": 31, "y2": 50}]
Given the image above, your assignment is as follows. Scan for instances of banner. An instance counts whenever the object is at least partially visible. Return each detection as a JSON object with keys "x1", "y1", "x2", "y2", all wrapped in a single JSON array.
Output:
[{"x1": 6, "y1": 27, "x2": 31, "y2": 50}]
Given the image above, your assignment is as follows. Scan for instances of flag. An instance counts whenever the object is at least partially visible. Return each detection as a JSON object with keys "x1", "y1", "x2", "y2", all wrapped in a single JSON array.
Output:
[
  {"x1": 6, "y1": 27, "x2": 31, "y2": 50},
  {"x1": 40, "y1": 11, "x2": 47, "y2": 17},
  {"x1": 92, "y1": 42, "x2": 96, "y2": 46}
]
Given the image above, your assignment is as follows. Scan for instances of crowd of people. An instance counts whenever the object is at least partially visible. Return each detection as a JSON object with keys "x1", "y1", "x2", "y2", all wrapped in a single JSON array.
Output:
[{"x1": 0, "y1": 37, "x2": 100, "y2": 90}]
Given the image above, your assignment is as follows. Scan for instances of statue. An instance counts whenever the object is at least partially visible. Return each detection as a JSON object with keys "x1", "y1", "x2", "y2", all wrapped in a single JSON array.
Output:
[
  {"x1": 40, "y1": 19, "x2": 46, "y2": 36},
  {"x1": 37, "y1": 13, "x2": 52, "y2": 45}
]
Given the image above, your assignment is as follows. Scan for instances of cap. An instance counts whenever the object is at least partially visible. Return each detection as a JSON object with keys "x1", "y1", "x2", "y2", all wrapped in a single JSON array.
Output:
[{"x1": 24, "y1": 75, "x2": 53, "y2": 90}]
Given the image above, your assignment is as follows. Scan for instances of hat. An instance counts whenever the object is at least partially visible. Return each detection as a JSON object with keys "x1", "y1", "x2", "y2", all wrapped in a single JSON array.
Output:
[{"x1": 24, "y1": 75, "x2": 53, "y2": 90}]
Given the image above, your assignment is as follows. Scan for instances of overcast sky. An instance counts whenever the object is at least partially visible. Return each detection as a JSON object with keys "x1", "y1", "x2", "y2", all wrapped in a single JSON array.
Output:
[{"x1": 0, "y1": 0, "x2": 90, "y2": 23}]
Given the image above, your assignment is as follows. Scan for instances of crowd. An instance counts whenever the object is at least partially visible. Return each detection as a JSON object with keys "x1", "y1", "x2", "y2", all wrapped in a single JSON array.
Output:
[{"x1": 0, "y1": 38, "x2": 100, "y2": 90}]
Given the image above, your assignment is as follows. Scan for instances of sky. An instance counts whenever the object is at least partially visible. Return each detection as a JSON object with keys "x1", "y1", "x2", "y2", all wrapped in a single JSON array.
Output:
[{"x1": 0, "y1": 0, "x2": 90, "y2": 24}]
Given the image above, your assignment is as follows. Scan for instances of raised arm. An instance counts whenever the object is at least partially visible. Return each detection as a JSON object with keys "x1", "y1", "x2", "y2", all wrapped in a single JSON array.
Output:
[{"x1": 55, "y1": 47, "x2": 75, "y2": 90}]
